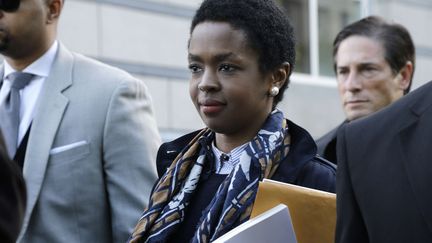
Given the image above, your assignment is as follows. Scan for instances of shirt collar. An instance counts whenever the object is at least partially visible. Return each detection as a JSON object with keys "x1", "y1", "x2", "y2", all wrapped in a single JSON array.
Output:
[
  {"x1": 3, "y1": 40, "x2": 59, "y2": 79},
  {"x1": 211, "y1": 140, "x2": 248, "y2": 162}
]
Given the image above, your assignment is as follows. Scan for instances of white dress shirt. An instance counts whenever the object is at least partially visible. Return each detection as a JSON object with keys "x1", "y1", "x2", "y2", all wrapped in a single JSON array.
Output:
[
  {"x1": 0, "y1": 41, "x2": 58, "y2": 145},
  {"x1": 212, "y1": 141, "x2": 248, "y2": 174}
]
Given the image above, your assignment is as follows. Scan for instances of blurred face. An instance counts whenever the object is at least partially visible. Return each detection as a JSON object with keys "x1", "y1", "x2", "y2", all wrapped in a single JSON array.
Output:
[
  {"x1": 188, "y1": 22, "x2": 274, "y2": 148},
  {"x1": 336, "y1": 35, "x2": 405, "y2": 121},
  {"x1": 0, "y1": 0, "x2": 50, "y2": 60}
]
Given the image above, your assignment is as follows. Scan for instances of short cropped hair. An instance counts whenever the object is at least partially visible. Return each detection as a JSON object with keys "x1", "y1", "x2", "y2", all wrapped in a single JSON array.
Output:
[
  {"x1": 333, "y1": 16, "x2": 415, "y2": 94},
  {"x1": 190, "y1": 0, "x2": 296, "y2": 106}
]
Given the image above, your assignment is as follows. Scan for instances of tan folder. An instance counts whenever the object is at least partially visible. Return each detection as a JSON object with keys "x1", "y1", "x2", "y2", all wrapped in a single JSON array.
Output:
[{"x1": 251, "y1": 179, "x2": 336, "y2": 243}]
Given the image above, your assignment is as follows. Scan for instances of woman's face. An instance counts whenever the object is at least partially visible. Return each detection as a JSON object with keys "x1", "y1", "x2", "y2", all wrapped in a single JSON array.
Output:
[{"x1": 188, "y1": 21, "x2": 274, "y2": 145}]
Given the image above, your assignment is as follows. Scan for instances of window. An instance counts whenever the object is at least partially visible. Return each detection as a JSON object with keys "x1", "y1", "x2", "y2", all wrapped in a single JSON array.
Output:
[
  {"x1": 277, "y1": 0, "x2": 310, "y2": 74},
  {"x1": 277, "y1": 0, "x2": 363, "y2": 78},
  {"x1": 318, "y1": 0, "x2": 361, "y2": 76}
]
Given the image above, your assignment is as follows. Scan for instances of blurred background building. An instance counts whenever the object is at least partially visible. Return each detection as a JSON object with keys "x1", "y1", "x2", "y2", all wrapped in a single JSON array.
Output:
[{"x1": 58, "y1": 0, "x2": 432, "y2": 140}]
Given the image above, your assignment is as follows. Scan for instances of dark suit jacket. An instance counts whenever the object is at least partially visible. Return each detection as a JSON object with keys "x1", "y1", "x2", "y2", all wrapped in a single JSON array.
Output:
[
  {"x1": 336, "y1": 81, "x2": 432, "y2": 243},
  {"x1": 0, "y1": 132, "x2": 26, "y2": 243},
  {"x1": 316, "y1": 122, "x2": 346, "y2": 164}
]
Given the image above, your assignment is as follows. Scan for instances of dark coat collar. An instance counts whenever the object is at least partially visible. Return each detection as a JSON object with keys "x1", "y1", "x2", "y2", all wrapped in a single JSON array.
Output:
[
  {"x1": 316, "y1": 121, "x2": 347, "y2": 164},
  {"x1": 156, "y1": 119, "x2": 327, "y2": 182}
]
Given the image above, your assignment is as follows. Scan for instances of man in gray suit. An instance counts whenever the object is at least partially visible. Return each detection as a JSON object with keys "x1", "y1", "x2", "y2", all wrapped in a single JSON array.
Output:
[
  {"x1": 316, "y1": 16, "x2": 415, "y2": 164},
  {"x1": 0, "y1": 0, "x2": 161, "y2": 242}
]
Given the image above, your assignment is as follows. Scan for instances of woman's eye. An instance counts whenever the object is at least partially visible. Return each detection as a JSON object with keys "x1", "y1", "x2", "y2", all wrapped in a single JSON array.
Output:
[
  {"x1": 219, "y1": 64, "x2": 235, "y2": 72},
  {"x1": 188, "y1": 64, "x2": 202, "y2": 73}
]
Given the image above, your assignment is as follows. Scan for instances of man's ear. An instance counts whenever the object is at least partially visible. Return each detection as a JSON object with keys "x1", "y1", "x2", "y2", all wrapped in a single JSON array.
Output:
[
  {"x1": 396, "y1": 61, "x2": 413, "y2": 91},
  {"x1": 269, "y1": 62, "x2": 290, "y2": 89},
  {"x1": 46, "y1": 0, "x2": 63, "y2": 24}
]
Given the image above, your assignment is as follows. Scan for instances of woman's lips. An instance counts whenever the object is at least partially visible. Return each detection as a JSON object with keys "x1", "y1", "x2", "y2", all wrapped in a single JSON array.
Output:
[
  {"x1": 199, "y1": 100, "x2": 225, "y2": 115},
  {"x1": 201, "y1": 105, "x2": 224, "y2": 114}
]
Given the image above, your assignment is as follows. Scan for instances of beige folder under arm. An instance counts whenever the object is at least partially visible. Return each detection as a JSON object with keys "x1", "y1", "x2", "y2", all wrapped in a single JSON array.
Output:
[{"x1": 251, "y1": 179, "x2": 336, "y2": 243}]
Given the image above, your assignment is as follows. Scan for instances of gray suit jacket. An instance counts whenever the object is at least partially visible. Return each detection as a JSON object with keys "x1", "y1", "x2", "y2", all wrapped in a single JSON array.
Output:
[{"x1": 16, "y1": 44, "x2": 161, "y2": 243}]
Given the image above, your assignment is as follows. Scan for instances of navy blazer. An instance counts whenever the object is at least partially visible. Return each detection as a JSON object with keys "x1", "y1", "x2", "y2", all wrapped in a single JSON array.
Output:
[{"x1": 157, "y1": 119, "x2": 336, "y2": 193}]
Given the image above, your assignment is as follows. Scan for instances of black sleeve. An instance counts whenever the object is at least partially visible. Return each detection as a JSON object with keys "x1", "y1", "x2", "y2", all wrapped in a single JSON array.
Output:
[
  {"x1": 0, "y1": 143, "x2": 26, "y2": 243},
  {"x1": 295, "y1": 157, "x2": 336, "y2": 193}
]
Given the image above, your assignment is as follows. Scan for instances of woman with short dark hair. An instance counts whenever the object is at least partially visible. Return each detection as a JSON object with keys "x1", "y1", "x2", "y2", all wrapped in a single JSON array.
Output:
[{"x1": 129, "y1": 0, "x2": 336, "y2": 242}]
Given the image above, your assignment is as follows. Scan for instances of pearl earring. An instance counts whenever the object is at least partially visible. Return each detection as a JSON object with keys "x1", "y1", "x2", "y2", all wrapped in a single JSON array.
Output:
[{"x1": 269, "y1": 86, "x2": 279, "y2": 97}]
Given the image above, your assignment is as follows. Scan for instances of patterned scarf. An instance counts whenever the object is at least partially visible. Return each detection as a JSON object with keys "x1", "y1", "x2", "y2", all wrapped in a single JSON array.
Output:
[{"x1": 129, "y1": 110, "x2": 291, "y2": 243}]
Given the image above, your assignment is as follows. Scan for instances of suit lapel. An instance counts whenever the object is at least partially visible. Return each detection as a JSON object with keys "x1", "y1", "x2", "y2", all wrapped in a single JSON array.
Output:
[
  {"x1": 397, "y1": 84, "x2": 432, "y2": 235},
  {"x1": 21, "y1": 44, "x2": 73, "y2": 232}
]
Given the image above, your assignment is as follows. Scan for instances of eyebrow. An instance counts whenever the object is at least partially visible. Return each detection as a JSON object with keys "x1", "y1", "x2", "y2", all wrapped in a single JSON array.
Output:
[
  {"x1": 337, "y1": 62, "x2": 380, "y2": 68},
  {"x1": 188, "y1": 52, "x2": 239, "y2": 63}
]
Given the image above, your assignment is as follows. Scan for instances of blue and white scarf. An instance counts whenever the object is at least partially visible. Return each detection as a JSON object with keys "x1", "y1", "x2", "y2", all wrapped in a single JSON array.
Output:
[{"x1": 129, "y1": 110, "x2": 291, "y2": 243}]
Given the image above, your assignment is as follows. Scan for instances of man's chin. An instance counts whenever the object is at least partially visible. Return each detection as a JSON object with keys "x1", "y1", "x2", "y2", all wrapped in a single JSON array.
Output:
[{"x1": 345, "y1": 110, "x2": 371, "y2": 121}]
